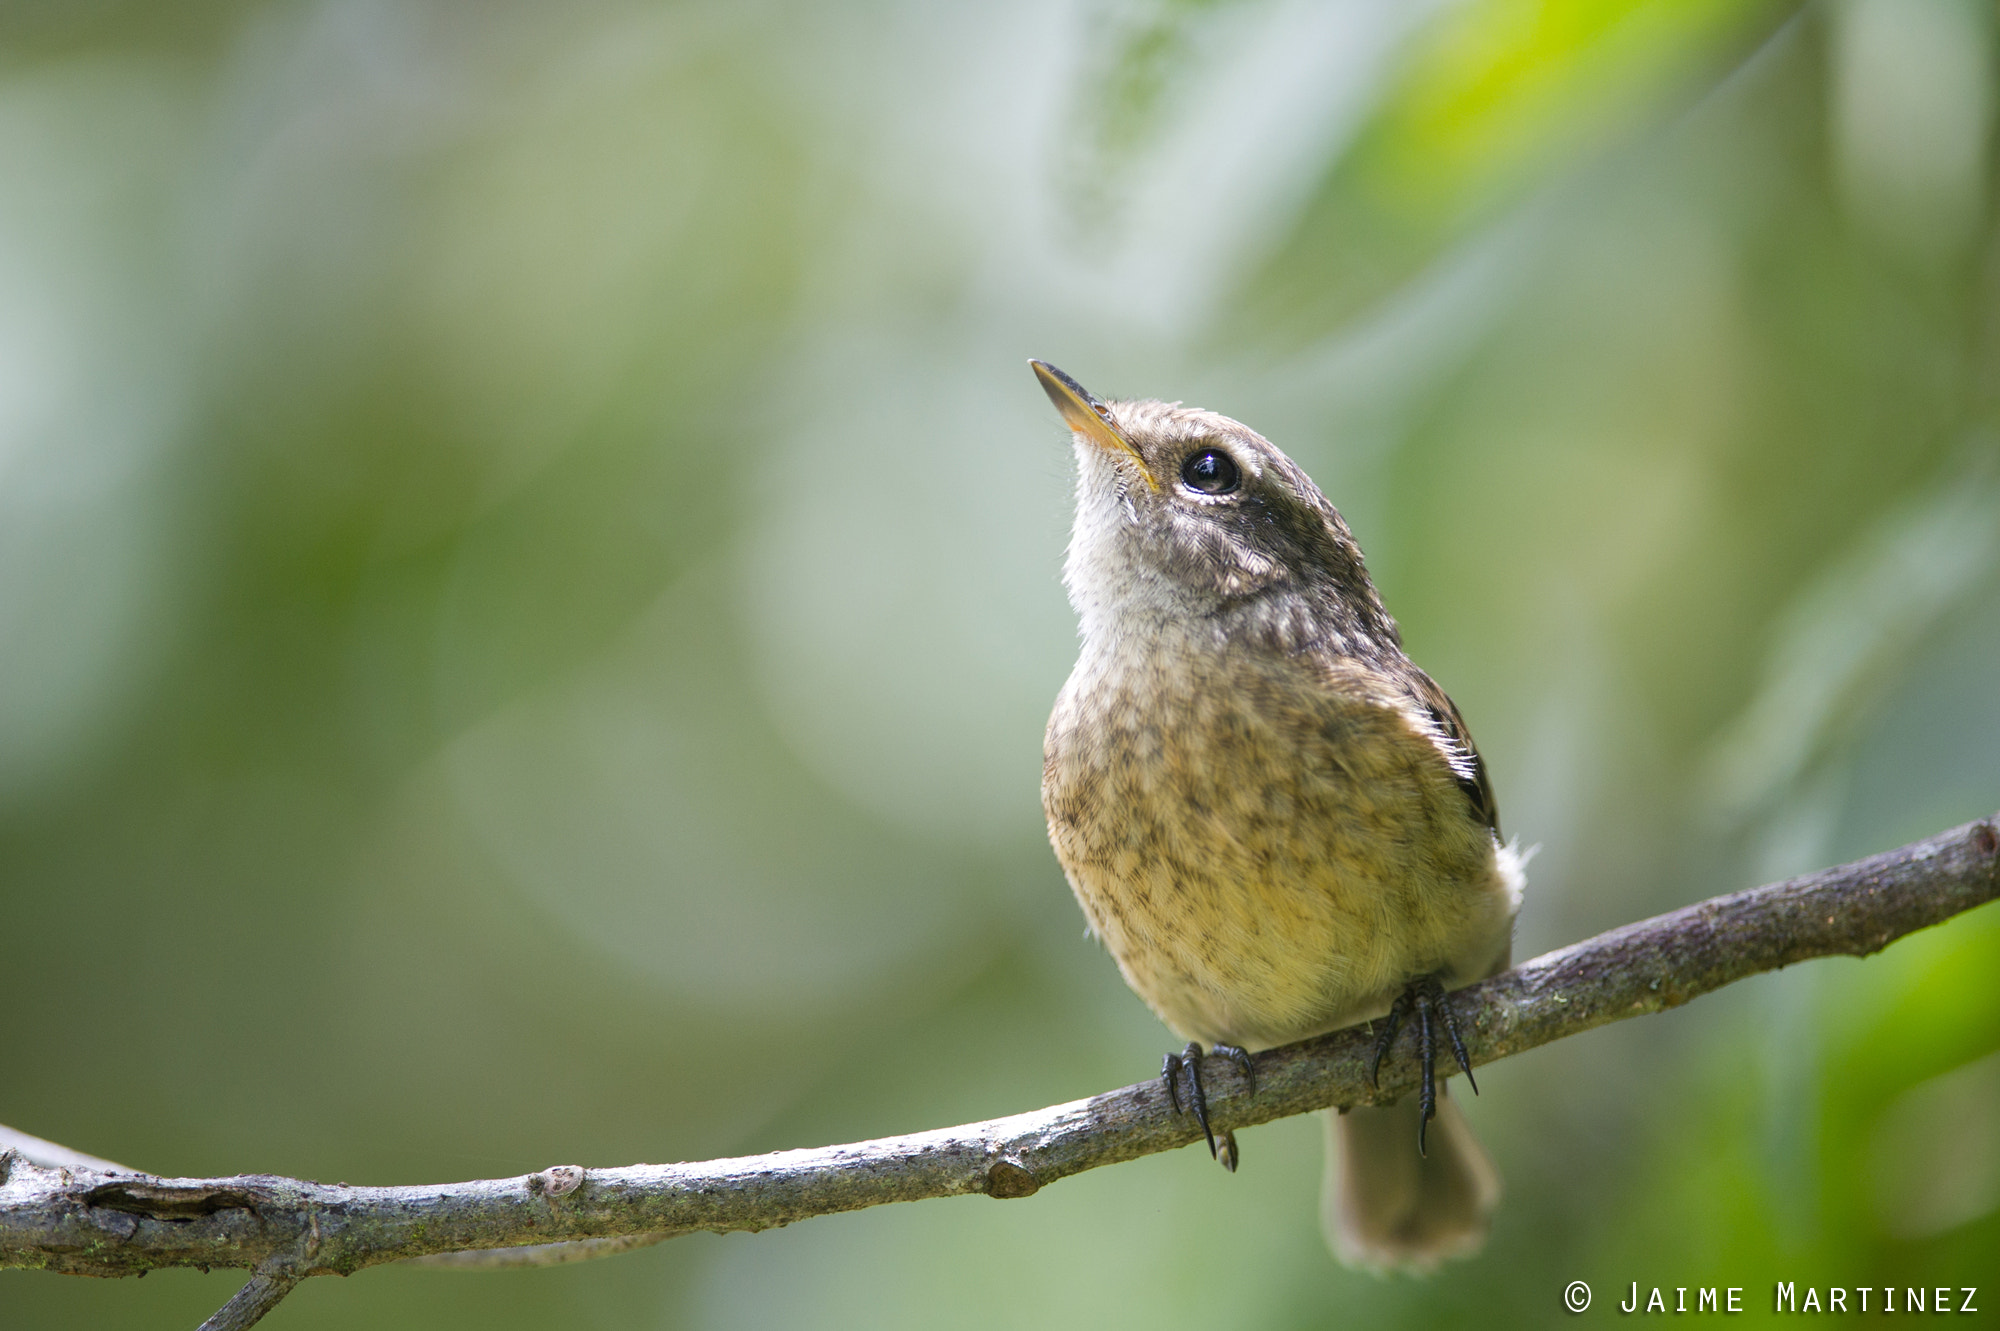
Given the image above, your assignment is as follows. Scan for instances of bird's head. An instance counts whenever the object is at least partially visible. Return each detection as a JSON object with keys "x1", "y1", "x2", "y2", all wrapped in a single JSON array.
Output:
[{"x1": 1031, "y1": 360, "x2": 1395, "y2": 654}]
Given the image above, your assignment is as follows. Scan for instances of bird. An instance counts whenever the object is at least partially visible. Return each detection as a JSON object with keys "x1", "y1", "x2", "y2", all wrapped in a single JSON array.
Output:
[{"x1": 1032, "y1": 359, "x2": 1525, "y2": 1272}]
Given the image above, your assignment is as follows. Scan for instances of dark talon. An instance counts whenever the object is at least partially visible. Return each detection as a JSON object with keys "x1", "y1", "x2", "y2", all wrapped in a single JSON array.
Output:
[
  {"x1": 1371, "y1": 975, "x2": 1479, "y2": 1155},
  {"x1": 1162, "y1": 1043, "x2": 1216, "y2": 1157},
  {"x1": 1368, "y1": 992, "x2": 1412, "y2": 1088},
  {"x1": 1211, "y1": 1044, "x2": 1256, "y2": 1097},
  {"x1": 1162, "y1": 1042, "x2": 1258, "y2": 1166},
  {"x1": 1437, "y1": 988, "x2": 1477, "y2": 1095},
  {"x1": 1415, "y1": 986, "x2": 1436, "y2": 1156}
]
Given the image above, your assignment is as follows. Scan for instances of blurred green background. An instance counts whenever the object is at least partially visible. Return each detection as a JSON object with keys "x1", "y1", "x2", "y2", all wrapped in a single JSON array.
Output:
[{"x1": 3, "y1": 0, "x2": 1999, "y2": 1326}]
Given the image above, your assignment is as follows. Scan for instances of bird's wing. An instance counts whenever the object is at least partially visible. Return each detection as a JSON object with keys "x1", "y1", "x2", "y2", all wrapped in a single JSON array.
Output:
[{"x1": 1399, "y1": 667, "x2": 1500, "y2": 838}]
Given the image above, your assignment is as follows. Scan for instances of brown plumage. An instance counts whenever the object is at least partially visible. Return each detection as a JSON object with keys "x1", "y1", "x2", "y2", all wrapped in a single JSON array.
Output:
[{"x1": 1033, "y1": 361, "x2": 1523, "y2": 1272}]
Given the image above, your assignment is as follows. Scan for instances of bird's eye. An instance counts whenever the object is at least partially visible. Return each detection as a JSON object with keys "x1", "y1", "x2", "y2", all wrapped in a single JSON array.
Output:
[{"x1": 1179, "y1": 448, "x2": 1240, "y2": 495}]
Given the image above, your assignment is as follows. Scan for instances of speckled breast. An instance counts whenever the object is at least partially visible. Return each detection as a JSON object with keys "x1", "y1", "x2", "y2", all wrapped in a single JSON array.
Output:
[{"x1": 1042, "y1": 647, "x2": 1514, "y2": 1052}]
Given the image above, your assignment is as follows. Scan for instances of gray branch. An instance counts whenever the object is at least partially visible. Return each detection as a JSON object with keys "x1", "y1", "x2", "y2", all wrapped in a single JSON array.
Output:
[
  {"x1": 4, "y1": 811, "x2": 1996, "y2": 1329},
  {"x1": 197, "y1": 1271, "x2": 300, "y2": 1331}
]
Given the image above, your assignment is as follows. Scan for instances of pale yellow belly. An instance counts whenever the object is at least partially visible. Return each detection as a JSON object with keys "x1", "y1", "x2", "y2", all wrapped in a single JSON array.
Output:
[
  {"x1": 1057, "y1": 846, "x2": 1516, "y2": 1050},
  {"x1": 1043, "y1": 664, "x2": 1517, "y2": 1051}
]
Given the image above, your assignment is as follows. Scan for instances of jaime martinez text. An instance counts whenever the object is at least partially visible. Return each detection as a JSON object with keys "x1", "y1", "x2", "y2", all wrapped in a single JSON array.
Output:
[{"x1": 1584, "y1": 1283, "x2": 1980, "y2": 1313}]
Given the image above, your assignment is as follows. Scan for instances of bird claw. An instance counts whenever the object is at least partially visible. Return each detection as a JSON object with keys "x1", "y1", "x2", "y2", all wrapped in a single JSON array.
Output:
[
  {"x1": 1367, "y1": 975, "x2": 1478, "y2": 1157},
  {"x1": 1162, "y1": 1042, "x2": 1257, "y2": 1169}
]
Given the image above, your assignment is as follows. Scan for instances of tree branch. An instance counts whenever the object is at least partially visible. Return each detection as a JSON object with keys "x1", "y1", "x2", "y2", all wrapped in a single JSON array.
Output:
[{"x1": 4, "y1": 812, "x2": 1996, "y2": 1323}]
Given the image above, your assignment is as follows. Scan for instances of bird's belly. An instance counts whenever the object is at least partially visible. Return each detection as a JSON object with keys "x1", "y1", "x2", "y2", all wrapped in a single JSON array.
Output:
[
  {"x1": 1043, "y1": 672, "x2": 1515, "y2": 1052},
  {"x1": 1060, "y1": 847, "x2": 1510, "y2": 1052}
]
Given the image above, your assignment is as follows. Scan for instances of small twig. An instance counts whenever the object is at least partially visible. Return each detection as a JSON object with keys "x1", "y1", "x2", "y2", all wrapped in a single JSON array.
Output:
[
  {"x1": 197, "y1": 1270, "x2": 299, "y2": 1331},
  {"x1": 2, "y1": 811, "x2": 1995, "y2": 1327},
  {"x1": 0, "y1": 1124, "x2": 138, "y2": 1176}
]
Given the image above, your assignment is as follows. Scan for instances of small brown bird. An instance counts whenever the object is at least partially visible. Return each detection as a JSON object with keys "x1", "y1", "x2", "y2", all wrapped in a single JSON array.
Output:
[{"x1": 1033, "y1": 360, "x2": 1524, "y2": 1272}]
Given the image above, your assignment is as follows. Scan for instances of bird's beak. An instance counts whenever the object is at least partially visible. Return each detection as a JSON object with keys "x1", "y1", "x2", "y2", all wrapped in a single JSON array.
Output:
[{"x1": 1030, "y1": 360, "x2": 1156, "y2": 489}]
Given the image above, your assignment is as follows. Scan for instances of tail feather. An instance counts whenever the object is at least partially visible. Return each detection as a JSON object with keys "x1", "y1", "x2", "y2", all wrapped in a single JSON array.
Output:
[{"x1": 1322, "y1": 1093, "x2": 1499, "y2": 1274}]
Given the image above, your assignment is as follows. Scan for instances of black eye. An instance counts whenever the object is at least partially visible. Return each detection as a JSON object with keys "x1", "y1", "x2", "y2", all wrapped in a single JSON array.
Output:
[{"x1": 1179, "y1": 448, "x2": 1240, "y2": 495}]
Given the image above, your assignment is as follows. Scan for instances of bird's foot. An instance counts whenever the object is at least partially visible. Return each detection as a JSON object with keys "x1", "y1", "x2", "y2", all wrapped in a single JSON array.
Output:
[
  {"x1": 1366, "y1": 975, "x2": 1477, "y2": 1157},
  {"x1": 1162, "y1": 1042, "x2": 1256, "y2": 1171}
]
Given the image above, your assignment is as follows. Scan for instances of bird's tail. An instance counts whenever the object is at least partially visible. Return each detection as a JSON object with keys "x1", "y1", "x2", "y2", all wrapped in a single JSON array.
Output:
[{"x1": 1321, "y1": 1093, "x2": 1500, "y2": 1273}]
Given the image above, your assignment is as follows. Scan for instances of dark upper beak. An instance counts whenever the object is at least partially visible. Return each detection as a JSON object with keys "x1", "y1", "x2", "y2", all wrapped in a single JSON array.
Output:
[{"x1": 1030, "y1": 360, "x2": 1155, "y2": 488}]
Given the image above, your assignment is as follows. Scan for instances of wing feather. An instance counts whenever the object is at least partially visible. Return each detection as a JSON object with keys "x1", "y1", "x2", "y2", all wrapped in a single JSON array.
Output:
[{"x1": 1401, "y1": 669, "x2": 1500, "y2": 837}]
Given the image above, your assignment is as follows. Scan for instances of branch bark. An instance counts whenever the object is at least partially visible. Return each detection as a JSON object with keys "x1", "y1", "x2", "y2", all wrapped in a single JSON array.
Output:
[{"x1": 4, "y1": 811, "x2": 1997, "y2": 1327}]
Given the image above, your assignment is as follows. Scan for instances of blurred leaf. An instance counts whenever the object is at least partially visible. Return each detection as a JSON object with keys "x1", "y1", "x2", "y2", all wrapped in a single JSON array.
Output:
[
  {"x1": 1235, "y1": 0, "x2": 1799, "y2": 341},
  {"x1": 1057, "y1": 0, "x2": 1252, "y2": 239},
  {"x1": 1868, "y1": 1051, "x2": 2000, "y2": 1240},
  {"x1": 1702, "y1": 451, "x2": 2000, "y2": 828}
]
